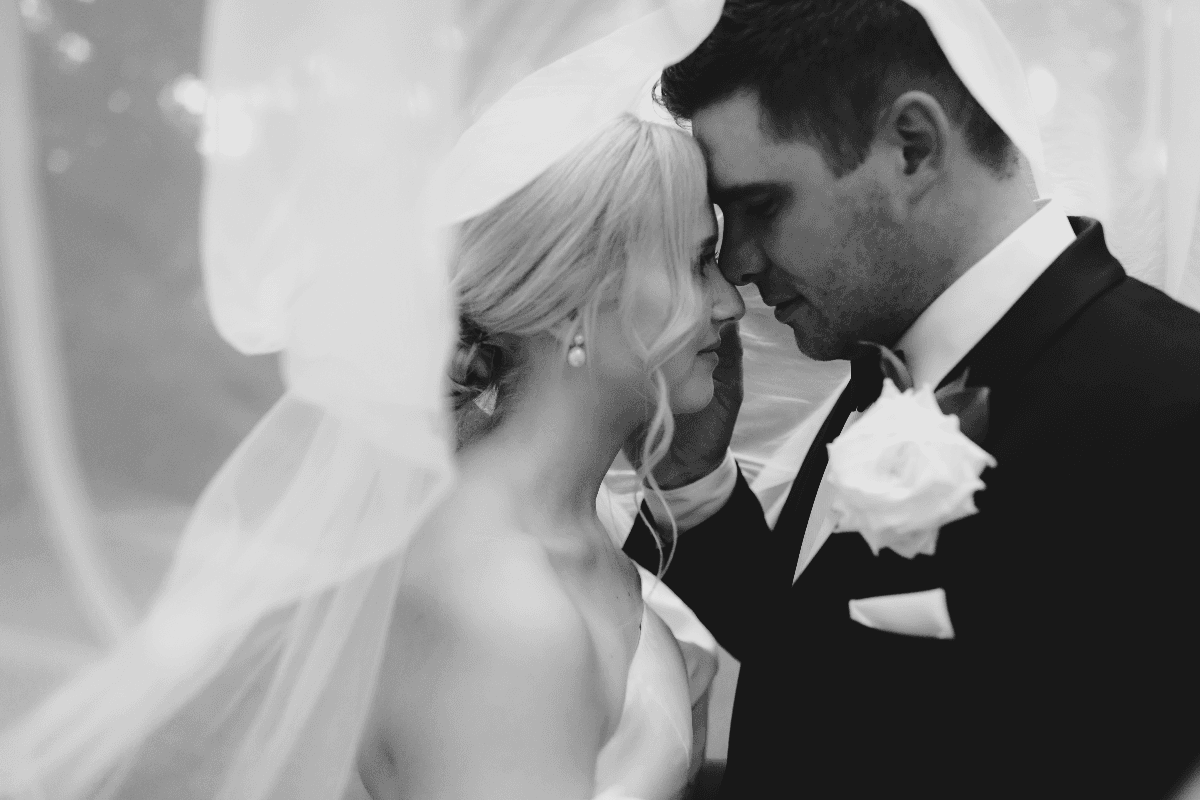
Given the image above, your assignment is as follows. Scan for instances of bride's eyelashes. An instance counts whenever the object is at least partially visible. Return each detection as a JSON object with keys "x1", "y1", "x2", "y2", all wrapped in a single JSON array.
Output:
[{"x1": 694, "y1": 233, "x2": 721, "y2": 275}]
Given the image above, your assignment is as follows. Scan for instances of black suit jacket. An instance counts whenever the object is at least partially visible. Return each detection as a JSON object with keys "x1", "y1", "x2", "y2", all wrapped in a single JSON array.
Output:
[{"x1": 626, "y1": 219, "x2": 1200, "y2": 799}]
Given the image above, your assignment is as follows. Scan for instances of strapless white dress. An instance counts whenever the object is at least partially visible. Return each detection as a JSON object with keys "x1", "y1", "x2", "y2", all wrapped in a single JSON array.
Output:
[{"x1": 593, "y1": 605, "x2": 696, "y2": 800}]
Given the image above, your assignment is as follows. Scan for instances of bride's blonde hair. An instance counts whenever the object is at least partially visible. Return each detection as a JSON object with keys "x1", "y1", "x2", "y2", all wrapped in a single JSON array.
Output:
[{"x1": 448, "y1": 113, "x2": 710, "y2": 560}]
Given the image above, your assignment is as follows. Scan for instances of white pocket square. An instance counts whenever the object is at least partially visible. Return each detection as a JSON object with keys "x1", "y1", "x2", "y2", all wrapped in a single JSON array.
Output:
[{"x1": 848, "y1": 588, "x2": 955, "y2": 640}]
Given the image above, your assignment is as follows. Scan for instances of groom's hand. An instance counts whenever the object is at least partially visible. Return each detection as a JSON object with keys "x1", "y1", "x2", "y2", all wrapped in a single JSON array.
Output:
[{"x1": 625, "y1": 323, "x2": 743, "y2": 490}]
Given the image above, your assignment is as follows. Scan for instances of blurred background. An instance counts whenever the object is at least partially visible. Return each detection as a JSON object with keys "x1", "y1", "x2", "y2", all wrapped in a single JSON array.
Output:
[{"x1": 1, "y1": 0, "x2": 1199, "y2": 765}]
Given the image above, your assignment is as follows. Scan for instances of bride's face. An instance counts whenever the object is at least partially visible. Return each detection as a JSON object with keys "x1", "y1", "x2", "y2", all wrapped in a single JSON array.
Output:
[{"x1": 591, "y1": 202, "x2": 744, "y2": 415}]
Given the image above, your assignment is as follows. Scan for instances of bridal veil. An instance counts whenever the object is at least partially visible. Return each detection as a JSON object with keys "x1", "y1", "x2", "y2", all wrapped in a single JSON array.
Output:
[
  {"x1": 0, "y1": 0, "x2": 1190, "y2": 798},
  {"x1": 0, "y1": 0, "x2": 722, "y2": 798},
  {"x1": 1, "y1": 0, "x2": 461, "y2": 795}
]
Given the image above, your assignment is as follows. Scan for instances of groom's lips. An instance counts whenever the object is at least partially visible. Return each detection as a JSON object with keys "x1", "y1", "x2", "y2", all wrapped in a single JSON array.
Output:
[{"x1": 770, "y1": 296, "x2": 805, "y2": 323}]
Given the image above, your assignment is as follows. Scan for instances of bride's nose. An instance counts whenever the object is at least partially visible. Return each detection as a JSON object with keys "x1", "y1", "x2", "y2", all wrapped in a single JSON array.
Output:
[{"x1": 710, "y1": 270, "x2": 745, "y2": 325}]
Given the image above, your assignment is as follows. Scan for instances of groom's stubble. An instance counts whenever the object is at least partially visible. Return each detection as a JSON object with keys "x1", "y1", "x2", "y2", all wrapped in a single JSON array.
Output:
[{"x1": 694, "y1": 92, "x2": 948, "y2": 362}]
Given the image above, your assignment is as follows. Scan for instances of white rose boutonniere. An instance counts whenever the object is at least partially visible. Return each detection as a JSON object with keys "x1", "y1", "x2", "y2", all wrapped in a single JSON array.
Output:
[{"x1": 826, "y1": 355, "x2": 997, "y2": 559}]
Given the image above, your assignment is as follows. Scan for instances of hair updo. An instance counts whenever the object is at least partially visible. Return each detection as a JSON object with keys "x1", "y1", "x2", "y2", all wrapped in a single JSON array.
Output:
[{"x1": 447, "y1": 112, "x2": 710, "y2": 547}]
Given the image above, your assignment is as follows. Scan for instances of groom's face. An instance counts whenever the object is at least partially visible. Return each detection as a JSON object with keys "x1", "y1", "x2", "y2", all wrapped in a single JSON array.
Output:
[{"x1": 693, "y1": 92, "x2": 919, "y2": 361}]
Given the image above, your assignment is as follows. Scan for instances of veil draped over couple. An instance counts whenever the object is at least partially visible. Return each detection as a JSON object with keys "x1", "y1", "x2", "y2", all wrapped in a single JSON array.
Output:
[{"x1": 3, "y1": 1, "x2": 1200, "y2": 799}]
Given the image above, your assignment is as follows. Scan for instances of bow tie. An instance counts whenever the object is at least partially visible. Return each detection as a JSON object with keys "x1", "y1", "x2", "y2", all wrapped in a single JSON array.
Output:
[{"x1": 848, "y1": 345, "x2": 911, "y2": 411}]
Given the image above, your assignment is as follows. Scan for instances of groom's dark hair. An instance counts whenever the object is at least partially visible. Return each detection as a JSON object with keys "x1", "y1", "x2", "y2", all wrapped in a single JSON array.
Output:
[{"x1": 659, "y1": 0, "x2": 1017, "y2": 177}]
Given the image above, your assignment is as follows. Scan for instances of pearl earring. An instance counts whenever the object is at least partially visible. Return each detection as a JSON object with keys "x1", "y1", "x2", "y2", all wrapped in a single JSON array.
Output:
[{"x1": 567, "y1": 334, "x2": 586, "y2": 367}]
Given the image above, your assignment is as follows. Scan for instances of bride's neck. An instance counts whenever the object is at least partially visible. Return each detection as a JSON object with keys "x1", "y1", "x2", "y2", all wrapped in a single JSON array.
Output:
[{"x1": 463, "y1": 360, "x2": 643, "y2": 528}]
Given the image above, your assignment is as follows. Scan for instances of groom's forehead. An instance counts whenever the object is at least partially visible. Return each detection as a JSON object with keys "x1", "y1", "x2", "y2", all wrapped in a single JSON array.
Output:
[
  {"x1": 693, "y1": 95, "x2": 776, "y2": 182},
  {"x1": 693, "y1": 94, "x2": 828, "y2": 201}
]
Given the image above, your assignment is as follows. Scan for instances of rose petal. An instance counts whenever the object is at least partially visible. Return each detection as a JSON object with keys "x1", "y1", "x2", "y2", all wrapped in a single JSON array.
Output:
[{"x1": 826, "y1": 384, "x2": 996, "y2": 558}]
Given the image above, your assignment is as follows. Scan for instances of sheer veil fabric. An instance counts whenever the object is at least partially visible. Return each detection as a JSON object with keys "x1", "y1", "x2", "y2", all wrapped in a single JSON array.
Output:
[
  {"x1": 0, "y1": 1, "x2": 721, "y2": 799},
  {"x1": 0, "y1": 0, "x2": 461, "y2": 795},
  {"x1": 3, "y1": 0, "x2": 1200, "y2": 798}
]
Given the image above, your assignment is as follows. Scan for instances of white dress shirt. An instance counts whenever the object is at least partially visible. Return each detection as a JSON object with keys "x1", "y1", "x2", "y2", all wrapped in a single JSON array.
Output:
[{"x1": 645, "y1": 199, "x2": 1077, "y2": 582}]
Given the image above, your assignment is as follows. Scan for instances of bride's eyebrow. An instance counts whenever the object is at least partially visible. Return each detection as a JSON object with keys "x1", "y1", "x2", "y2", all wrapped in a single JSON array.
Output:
[{"x1": 695, "y1": 234, "x2": 719, "y2": 259}]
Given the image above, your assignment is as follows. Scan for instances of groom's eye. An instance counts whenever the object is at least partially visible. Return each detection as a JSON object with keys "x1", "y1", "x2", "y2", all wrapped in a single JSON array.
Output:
[{"x1": 745, "y1": 198, "x2": 780, "y2": 221}]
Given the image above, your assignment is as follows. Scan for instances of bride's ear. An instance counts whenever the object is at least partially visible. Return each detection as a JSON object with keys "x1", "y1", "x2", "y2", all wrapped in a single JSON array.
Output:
[{"x1": 874, "y1": 90, "x2": 950, "y2": 206}]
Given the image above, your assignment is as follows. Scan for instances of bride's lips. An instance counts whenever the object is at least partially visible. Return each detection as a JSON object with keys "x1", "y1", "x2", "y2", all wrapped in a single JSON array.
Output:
[{"x1": 696, "y1": 337, "x2": 721, "y2": 365}]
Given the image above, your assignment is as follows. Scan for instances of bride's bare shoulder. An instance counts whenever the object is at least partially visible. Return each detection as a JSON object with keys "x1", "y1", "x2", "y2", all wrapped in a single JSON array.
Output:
[
  {"x1": 388, "y1": 503, "x2": 596, "y2": 681},
  {"x1": 360, "y1": 483, "x2": 607, "y2": 798},
  {"x1": 395, "y1": 480, "x2": 593, "y2": 667},
  {"x1": 400, "y1": 477, "x2": 556, "y2": 600}
]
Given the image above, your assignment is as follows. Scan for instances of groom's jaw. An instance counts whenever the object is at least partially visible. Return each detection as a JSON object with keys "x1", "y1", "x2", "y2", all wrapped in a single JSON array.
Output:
[
  {"x1": 769, "y1": 295, "x2": 822, "y2": 357},
  {"x1": 768, "y1": 297, "x2": 853, "y2": 362}
]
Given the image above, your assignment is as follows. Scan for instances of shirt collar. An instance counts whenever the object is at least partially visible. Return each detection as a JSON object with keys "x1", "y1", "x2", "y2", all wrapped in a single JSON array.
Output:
[{"x1": 896, "y1": 199, "x2": 1076, "y2": 389}]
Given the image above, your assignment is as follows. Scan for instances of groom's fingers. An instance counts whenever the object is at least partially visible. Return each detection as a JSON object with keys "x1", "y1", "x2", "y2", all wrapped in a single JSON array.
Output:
[
  {"x1": 716, "y1": 320, "x2": 743, "y2": 360},
  {"x1": 710, "y1": 322, "x2": 744, "y2": 406}
]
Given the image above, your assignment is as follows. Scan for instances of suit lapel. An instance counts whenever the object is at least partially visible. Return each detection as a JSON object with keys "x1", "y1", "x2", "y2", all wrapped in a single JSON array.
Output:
[
  {"x1": 940, "y1": 217, "x2": 1125, "y2": 393},
  {"x1": 772, "y1": 382, "x2": 859, "y2": 588}
]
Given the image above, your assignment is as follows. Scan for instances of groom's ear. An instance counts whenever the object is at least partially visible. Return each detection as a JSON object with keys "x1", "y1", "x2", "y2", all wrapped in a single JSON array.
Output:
[{"x1": 875, "y1": 90, "x2": 950, "y2": 194}]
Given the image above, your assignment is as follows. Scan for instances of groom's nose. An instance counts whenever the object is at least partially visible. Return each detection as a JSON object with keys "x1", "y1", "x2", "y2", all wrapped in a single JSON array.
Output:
[{"x1": 717, "y1": 225, "x2": 767, "y2": 287}]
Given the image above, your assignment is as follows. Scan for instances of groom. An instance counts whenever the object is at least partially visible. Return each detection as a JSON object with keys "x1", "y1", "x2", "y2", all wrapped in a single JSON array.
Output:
[{"x1": 624, "y1": 1, "x2": 1200, "y2": 798}]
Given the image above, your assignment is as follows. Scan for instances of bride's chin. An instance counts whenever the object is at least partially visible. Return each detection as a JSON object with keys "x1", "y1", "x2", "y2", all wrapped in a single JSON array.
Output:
[{"x1": 669, "y1": 375, "x2": 715, "y2": 415}]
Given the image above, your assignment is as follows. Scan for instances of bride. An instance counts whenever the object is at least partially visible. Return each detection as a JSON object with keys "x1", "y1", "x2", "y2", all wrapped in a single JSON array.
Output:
[
  {"x1": 360, "y1": 112, "x2": 742, "y2": 800},
  {"x1": 0, "y1": 1, "x2": 736, "y2": 799}
]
